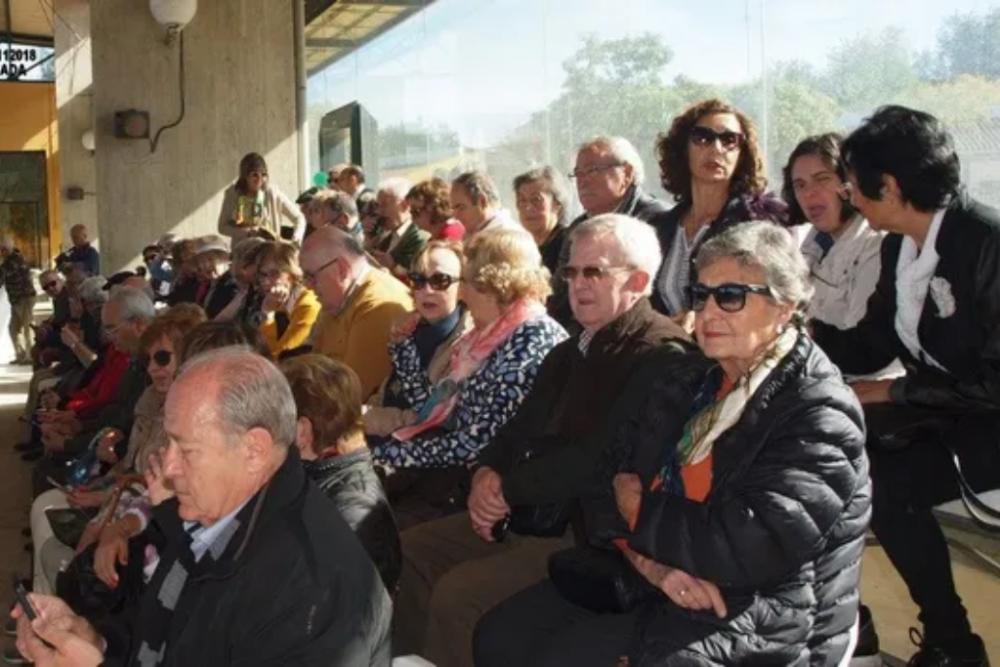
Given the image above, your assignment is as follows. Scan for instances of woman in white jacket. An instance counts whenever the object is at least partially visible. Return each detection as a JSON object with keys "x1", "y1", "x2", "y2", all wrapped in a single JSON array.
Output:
[
  {"x1": 218, "y1": 152, "x2": 306, "y2": 243},
  {"x1": 784, "y1": 133, "x2": 901, "y2": 379}
]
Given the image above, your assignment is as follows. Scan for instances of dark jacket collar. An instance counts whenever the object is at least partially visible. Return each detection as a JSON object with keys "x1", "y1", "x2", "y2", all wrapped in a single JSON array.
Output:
[
  {"x1": 158, "y1": 447, "x2": 308, "y2": 579},
  {"x1": 585, "y1": 298, "x2": 691, "y2": 359},
  {"x1": 303, "y1": 448, "x2": 372, "y2": 484}
]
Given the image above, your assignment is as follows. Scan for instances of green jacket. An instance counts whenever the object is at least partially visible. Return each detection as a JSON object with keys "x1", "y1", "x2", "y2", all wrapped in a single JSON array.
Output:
[
  {"x1": 389, "y1": 221, "x2": 430, "y2": 273},
  {"x1": 1, "y1": 250, "x2": 36, "y2": 301}
]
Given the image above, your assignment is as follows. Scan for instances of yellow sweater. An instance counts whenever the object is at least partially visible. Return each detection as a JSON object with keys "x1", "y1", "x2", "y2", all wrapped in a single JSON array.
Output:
[
  {"x1": 311, "y1": 268, "x2": 413, "y2": 398},
  {"x1": 259, "y1": 287, "x2": 322, "y2": 357}
]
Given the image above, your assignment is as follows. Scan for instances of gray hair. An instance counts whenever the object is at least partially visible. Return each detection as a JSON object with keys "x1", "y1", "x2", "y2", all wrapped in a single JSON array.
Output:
[
  {"x1": 39, "y1": 269, "x2": 63, "y2": 285},
  {"x1": 317, "y1": 189, "x2": 359, "y2": 224},
  {"x1": 452, "y1": 170, "x2": 500, "y2": 207},
  {"x1": 577, "y1": 136, "x2": 646, "y2": 186},
  {"x1": 568, "y1": 214, "x2": 662, "y2": 296},
  {"x1": 378, "y1": 176, "x2": 412, "y2": 202},
  {"x1": 78, "y1": 276, "x2": 109, "y2": 305},
  {"x1": 178, "y1": 346, "x2": 297, "y2": 448},
  {"x1": 695, "y1": 221, "x2": 814, "y2": 311},
  {"x1": 108, "y1": 285, "x2": 156, "y2": 323},
  {"x1": 512, "y1": 166, "x2": 573, "y2": 219}
]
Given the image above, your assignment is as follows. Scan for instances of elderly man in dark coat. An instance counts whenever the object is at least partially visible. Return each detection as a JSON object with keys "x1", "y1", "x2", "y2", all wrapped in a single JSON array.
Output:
[{"x1": 14, "y1": 347, "x2": 391, "y2": 667}]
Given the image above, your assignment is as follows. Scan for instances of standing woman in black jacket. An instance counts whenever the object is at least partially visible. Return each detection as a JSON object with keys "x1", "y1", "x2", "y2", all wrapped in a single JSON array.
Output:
[
  {"x1": 651, "y1": 98, "x2": 788, "y2": 317},
  {"x1": 475, "y1": 222, "x2": 870, "y2": 667},
  {"x1": 812, "y1": 105, "x2": 999, "y2": 666}
]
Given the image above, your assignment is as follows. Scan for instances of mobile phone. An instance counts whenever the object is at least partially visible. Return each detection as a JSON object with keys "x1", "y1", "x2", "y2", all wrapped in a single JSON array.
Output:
[
  {"x1": 46, "y1": 476, "x2": 75, "y2": 495},
  {"x1": 12, "y1": 577, "x2": 38, "y2": 622}
]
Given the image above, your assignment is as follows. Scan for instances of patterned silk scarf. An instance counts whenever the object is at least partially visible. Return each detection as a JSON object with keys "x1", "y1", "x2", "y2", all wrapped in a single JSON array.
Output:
[
  {"x1": 654, "y1": 326, "x2": 799, "y2": 495},
  {"x1": 392, "y1": 298, "x2": 546, "y2": 441}
]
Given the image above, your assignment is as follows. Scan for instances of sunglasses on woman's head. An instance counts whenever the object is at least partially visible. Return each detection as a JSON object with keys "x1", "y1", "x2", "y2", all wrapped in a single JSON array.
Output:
[
  {"x1": 149, "y1": 350, "x2": 173, "y2": 368},
  {"x1": 689, "y1": 126, "x2": 744, "y2": 151},
  {"x1": 687, "y1": 283, "x2": 773, "y2": 313},
  {"x1": 408, "y1": 272, "x2": 460, "y2": 291}
]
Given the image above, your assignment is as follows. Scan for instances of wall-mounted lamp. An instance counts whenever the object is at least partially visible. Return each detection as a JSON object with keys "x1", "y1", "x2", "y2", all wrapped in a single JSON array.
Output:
[
  {"x1": 149, "y1": 0, "x2": 197, "y2": 44},
  {"x1": 81, "y1": 129, "x2": 95, "y2": 153}
]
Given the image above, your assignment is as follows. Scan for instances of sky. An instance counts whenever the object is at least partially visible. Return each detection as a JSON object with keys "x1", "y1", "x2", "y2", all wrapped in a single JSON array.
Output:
[{"x1": 307, "y1": 0, "x2": 1000, "y2": 147}]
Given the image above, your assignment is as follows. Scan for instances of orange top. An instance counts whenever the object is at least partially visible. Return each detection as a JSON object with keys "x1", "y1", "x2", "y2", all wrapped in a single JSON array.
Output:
[{"x1": 678, "y1": 373, "x2": 735, "y2": 503}]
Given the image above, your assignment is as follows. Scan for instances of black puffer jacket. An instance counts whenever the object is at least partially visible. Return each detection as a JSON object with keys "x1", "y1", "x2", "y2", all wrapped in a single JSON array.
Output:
[
  {"x1": 604, "y1": 333, "x2": 871, "y2": 666},
  {"x1": 304, "y1": 448, "x2": 402, "y2": 594}
]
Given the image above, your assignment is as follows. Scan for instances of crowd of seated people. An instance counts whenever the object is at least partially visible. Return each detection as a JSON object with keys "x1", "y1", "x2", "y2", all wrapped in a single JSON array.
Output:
[{"x1": 4, "y1": 99, "x2": 997, "y2": 667}]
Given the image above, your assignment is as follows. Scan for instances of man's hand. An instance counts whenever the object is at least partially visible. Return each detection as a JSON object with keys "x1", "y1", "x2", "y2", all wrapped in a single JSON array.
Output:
[
  {"x1": 851, "y1": 379, "x2": 893, "y2": 405},
  {"x1": 468, "y1": 467, "x2": 510, "y2": 542},
  {"x1": 13, "y1": 593, "x2": 104, "y2": 667},
  {"x1": 623, "y1": 548, "x2": 727, "y2": 619},
  {"x1": 613, "y1": 473, "x2": 643, "y2": 529},
  {"x1": 144, "y1": 450, "x2": 175, "y2": 506},
  {"x1": 94, "y1": 524, "x2": 130, "y2": 589}
]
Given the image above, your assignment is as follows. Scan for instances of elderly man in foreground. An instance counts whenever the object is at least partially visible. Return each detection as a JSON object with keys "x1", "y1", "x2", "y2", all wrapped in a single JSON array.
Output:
[
  {"x1": 14, "y1": 347, "x2": 392, "y2": 667},
  {"x1": 301, "y1": 225, "x2": 412, "y2": 398}
]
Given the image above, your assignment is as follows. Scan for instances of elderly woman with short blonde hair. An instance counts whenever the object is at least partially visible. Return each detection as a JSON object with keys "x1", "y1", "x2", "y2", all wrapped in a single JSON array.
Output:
[{"x1": 372, "y1": 228, "x2": 566, "y2": 525}]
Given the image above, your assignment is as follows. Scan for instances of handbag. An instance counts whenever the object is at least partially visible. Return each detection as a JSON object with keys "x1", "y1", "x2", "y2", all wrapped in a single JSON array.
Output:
[{"x1": 548, "y1": 545, "x2": 658, "y2": 614}]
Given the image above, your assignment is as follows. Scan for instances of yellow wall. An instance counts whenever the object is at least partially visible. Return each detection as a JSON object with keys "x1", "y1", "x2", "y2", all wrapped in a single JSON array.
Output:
[{"x1": 0, "y1": 81, "x2": 61, "y2": 261}]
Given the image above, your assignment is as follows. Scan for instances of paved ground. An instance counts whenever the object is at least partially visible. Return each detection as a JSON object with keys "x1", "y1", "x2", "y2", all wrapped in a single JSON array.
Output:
[{"x1": 0, "y1": 359, "x2": 995, "y2": 663}]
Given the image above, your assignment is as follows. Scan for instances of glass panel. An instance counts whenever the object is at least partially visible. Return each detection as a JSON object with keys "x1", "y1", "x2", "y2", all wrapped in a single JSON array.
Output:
[{"x1": 307, "y1": 0, "x2": 1000, "y2": 209}]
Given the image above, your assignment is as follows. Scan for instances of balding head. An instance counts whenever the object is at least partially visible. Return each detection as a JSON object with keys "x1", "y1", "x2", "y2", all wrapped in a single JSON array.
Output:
[
  {"x1": 300, "y1": 225, "x2": 367, "y2": 311},
  {"x1": 163, "y1": 347, "x2": 295, "y2": 525}
]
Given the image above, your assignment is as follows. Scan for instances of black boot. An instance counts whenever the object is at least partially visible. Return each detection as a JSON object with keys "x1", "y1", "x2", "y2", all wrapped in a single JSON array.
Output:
[
  {"x1": 851, "y1": 604, "x2": 882, "y2": 666},
  {"x1": 907, "y1": 629, "x2": 990, "y2": 666}
]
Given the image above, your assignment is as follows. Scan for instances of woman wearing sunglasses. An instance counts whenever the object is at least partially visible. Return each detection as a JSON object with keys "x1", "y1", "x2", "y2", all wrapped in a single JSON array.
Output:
[
  {"x1": 28, "y1": 304, "x2": 205, "y2": 597},
  {"x1": 217, "y1": 152, "x2": 306, "y2": 244},
  {"x1": 371, "y1": 230, "x2": 566, "y2": 528},
  {"x1": 255, "y1": 241, "x2": 321, "y2": 358},
  {"x1": 364, "y1": 241, "x2": 471, "y2": 439},
  {"x1": 651, "y1": 99, "x2": 787, "y2": 318},
  {"x1": 476, "y1": 222, "x2": 870, "y2": 667}
]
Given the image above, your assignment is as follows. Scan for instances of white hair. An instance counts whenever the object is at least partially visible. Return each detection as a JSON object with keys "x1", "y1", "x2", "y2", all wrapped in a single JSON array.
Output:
[
  {"x1": 696, "y1": 221, "x2": 814, "y2": 312},
  {"x1": 108, "y1": 285, "x2": 156, "y2": 323},
  {"x1": 78, "y1": 276, "x2": 109, "y2": 304},
  {"x1": 568, "y1": 213, "x2": 662, "y2": 296},
  {"x1": 178, "y1": 346, "x2": 297, "y2": 448},
  {"x1": 378, "y1": 177, "x2": 412, "y2": 202},
  {"x1": 577, "y1": 135, "x2": 646, "y2": 186}
]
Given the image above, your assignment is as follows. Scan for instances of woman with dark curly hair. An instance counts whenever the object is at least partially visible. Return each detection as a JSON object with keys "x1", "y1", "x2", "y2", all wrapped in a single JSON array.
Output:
[
  {"x1": 650, "y1": 99, "x2": 787, "y2": 317},
  {"x1": 409, "y1": 177, "x2": 465, "y2": 241}
]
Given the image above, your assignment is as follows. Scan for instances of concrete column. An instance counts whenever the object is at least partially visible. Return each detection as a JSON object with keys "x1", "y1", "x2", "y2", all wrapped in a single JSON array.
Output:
[
  {"x1": 90, "y1": 0, "x2": 299, "y2": 273},
  {"x1": 54, "y1": 0, "x2": 96, "y2": 256}
]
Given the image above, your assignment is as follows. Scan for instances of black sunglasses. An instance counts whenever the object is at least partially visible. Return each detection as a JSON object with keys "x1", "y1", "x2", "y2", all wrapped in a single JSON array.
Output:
[
  {"x1": 687, "y1": 283, "x2": 772, "y2": 313},
  {"x1": 689, "y1": 126, "x2": 744, "y2": 151},
  {"x1": 149, "y1": 350, "x2": 173, "y2": 368},
  {"x1": 409, "y1": 272, "x2": 460, "y2": 291},
  {"x1": 42, "y1": 281, "x2": 59, "y2": 290}
]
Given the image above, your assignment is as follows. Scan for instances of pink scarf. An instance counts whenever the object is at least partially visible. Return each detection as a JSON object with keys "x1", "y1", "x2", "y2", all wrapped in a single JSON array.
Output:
[{"x1": 393, "y1": 298, "x2": 546, "y2": 441}]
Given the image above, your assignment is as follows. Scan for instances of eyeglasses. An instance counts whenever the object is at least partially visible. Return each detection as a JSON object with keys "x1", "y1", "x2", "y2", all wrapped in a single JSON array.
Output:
[
  {"x1": 408, "y1": 272, "x2": 460, "y2": 291},
  {"x1": 567, "y1": 163, "x2": 623, "y2": 180},
  {"x1": 686, "y1": 283, "x2": 773, "y2": 313},
  {"x1": 689, "y1": 126, "x2": 744, "y2": 151},
  {"x1": 149, "y1": 350, "x2": 173, "y2": 368},
  {"x1": 558, "y1": 265, "x2": 632, "y2": 282},
  {"x1": 302, "y1": 256, "x2": 340, "y2": 284}
]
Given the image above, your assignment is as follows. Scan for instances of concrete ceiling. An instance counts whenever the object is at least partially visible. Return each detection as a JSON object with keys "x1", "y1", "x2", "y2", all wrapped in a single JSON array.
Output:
[
  {"x1": 0, "y1": 0, "x2": 54, "y2": 45},
  {"x1": 305, "y1": 0, "x2": 433, "y2": 75}
]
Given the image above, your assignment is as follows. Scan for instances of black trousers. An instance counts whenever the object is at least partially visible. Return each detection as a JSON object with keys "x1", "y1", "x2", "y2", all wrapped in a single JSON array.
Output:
[
  {"x1": 473, "y1": 580, "x2": 635, "y2": 667},
  {"x1": 865, "y1": 404, "x2": 1000, "y2": 644}
]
